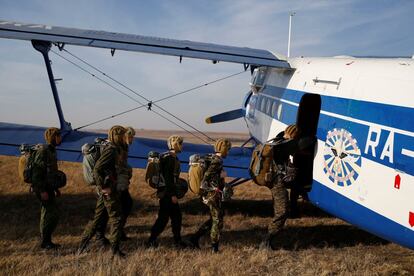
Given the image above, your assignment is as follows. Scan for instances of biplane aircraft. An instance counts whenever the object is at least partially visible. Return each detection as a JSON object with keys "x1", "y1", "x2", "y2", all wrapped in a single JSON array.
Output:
[{"x1": 0, "y1": 20, "x2": 413, "y2": 250}]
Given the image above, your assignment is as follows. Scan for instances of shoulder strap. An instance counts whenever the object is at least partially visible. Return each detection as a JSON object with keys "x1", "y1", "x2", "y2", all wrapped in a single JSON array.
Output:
[{"x1": 160, "y1": 151, "x2": 171, "y2": 159}]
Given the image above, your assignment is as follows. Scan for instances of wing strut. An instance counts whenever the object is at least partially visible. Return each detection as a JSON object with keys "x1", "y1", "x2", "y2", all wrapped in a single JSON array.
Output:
[{"x1": 31, "y1": 40, "x2": 72, "y2": 133}]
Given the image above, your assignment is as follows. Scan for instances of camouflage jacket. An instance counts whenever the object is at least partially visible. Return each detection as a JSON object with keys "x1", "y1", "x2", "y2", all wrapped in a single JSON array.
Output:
[
  {"x1": 93, "y1": 142, "x2": 122, "y2": 189},
  {"x1": 202, "y1": 154, "x2": 224, "y2": 191},
  {"x1": 31, "y1": 144, "x2": 58, "y2": 193},
  {"x1": 158, "y1": 152, "x2": 180, "y2": 198}
]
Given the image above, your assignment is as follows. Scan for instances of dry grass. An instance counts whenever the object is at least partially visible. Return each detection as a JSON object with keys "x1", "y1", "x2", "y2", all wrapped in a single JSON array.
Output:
[{"x1": 1, "y1": 138, "x2": 414, "y2": 275}]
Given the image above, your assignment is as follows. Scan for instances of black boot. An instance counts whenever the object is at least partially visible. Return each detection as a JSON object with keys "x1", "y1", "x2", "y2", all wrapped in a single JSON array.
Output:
[
  {"x1": 188, "y1": 234, "x2": 201, "y2": 249},
  {"x1": 77, "y1": 236, "x2": 91, "y2": 254},
  {"x1": 41, "y1": 241, "x2": 61, "y2": 250},
  {"x1": 174, "y1": 238, "x2": 187, "y2": 249},
  {"x1": 145, "y1": 237, "x2": 158, "y2": 248},
  {"x1": 40, "y1": 234, "x2": 60, "y2": 250},
  {"x1": 111, "y1": 244, "x2": 126, "y2": 258},
  {"x1": 265, "y1": 234, "x2": 277, "y2": 250},
  {"x1": 96, "y1": 230, "x2": 110, "y2": 247},
  {"x1": 120, "y1": 231, "x2": 131, "y2": 241},
  {"x1": 211, "y1": 242, "x2": 219, "y2": 253}
]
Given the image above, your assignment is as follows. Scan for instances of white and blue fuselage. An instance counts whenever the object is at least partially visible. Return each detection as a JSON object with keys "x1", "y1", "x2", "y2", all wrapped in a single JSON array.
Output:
[{"x1": 245, "y1": 56, "x2": 414, "y2": 249}]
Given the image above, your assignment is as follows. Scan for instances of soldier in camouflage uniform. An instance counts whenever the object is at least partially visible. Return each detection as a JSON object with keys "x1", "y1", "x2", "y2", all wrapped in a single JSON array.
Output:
[
  {"x1": 146, "y1": 135, "x2": 186, "y2": 248},
  {"x1": 93, "y1": 127, "x2": 135, "y2": 243},
  {"x1": 31, "y1": 127, "x2": 62, "y2": 249},
  {"x1": 78, "y1": 126, "x2": 126, "y2": 257},
  {"x1": 189, "y1": 138, "x2": 232, "y2": 253},
  {"x1": 267, "y1": 125, "x2": 301, "y2": 249},
  {"x1": 117, "y1": 126, "x2": 135, "y2": 240}
]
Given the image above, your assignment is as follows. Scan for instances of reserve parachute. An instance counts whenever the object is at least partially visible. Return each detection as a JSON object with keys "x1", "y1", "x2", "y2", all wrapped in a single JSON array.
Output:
[
  {"x1": 188, "y1": 153, "x2": 214, "y2": 195},
  {"x1": 145, "y1": 151, "x2": 166, "y2": 189},
  {"x1": 81, "y1": 138, "x2": 109, "y2": 186}
]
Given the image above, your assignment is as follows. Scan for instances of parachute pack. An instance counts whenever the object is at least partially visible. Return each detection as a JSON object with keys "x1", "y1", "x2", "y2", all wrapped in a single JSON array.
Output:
[
  {"x1": 81, "y1": 138, "x2": 110, "y2": 186},
  {"x1": 18, "y1": 144, "x2": 67, "y2": 189},
  {"x1": 187, "y1": 153, "x2": 214, "y2": 195},
  {"x1": 145, "y1": 152, "x2": 189, "y2": 199},
  {"x1": 18, "y1": 144, "x2": 42, "y2": 184},
  {"x1": 145, "y1": 151, "x2": 166, "y2": 189},
  {"x1": 249, "y1": 136, "x2": 303, "y2": 187},
  {"x1": 248, "y1": 142, "x2": 276, "y2": 187}
]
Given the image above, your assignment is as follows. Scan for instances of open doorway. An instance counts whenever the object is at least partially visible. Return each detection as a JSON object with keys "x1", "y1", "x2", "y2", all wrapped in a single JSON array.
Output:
[
  {"x1": 290, "y1": 93, "x2": 321, "y2": 217},
  {"x1": 296, "y1": 93, "x2": 321, "y2": 137}
]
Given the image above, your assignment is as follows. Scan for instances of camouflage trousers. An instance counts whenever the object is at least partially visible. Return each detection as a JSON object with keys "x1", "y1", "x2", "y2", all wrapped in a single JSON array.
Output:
[
  {"x1": 82, "y1": 192, "x2": 122, "y2": 247},
  {"x1": 95, "y1": 189, "x2": 133, "y2": 238},
  {"x1": 196, "y1": 200, "x2": 224, "y2": 244},
  {"x1": 38, "y1": 192, "x2": 59, "y2": 242},
  {"x1": 268, "y1": 175, "x2": 288, "y2": 237}
]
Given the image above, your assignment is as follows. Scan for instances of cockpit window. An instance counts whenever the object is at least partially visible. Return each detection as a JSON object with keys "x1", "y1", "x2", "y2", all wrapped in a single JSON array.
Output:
[{"x1": 249, "y1": 67, "x2": 267, "y2": 94}]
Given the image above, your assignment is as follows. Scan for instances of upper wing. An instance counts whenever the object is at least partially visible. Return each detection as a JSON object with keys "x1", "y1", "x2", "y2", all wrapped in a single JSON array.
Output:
[
  {"x1": 0, "y1": 122, "x2": 252, "y2": 178},
  {"x1": 0, "y1": 20, "x2": 289, "y2": 68}
]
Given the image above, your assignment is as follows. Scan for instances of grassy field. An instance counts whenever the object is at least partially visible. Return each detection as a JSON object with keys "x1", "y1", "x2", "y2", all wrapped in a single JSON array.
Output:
[{"x1": 0, "y1": 132, "x2": 413, "y2": 275}]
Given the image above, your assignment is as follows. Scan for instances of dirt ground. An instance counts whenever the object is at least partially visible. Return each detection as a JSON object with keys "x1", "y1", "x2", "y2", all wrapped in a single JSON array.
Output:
[{"x1": 0, "y1": 130, "x2": 413, "y2": 275}]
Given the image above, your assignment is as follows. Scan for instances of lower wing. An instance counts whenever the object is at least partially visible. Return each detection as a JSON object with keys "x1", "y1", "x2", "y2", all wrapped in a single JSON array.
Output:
[{"x1": 0, "y1": 122, "x2": 252, "y2": 178}]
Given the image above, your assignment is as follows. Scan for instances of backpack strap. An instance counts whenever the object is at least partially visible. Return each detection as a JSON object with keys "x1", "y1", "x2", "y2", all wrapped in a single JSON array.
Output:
[
  {"x1": 254, "y1": 145, "x2": 266, "y2": 176},
  {"x1": 158, "y1": 151, "x2": 171, "y2": 173}
]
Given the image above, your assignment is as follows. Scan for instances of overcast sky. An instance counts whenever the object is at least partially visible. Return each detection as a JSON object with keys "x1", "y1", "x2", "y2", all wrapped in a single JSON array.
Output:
[{"x1": 0, "y1": 0, "x2": 413, "y2": 134}]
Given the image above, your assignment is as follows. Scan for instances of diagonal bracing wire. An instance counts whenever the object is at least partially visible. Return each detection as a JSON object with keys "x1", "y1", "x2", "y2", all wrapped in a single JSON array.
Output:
[
  {"x1": 73, "y1": 68, "x2": 246, "y2": 132},
  {"x1": 60, "y1": 48, "x2": 218, "y2": 142},
  {"x1": 51, "y1": 47, "x2": 247, "y2": 144},
  {"x1": 51, "y1": 49, "x2": 212, "y2": 144},
  {"x1": 60, "y1": 48, "x2": 246, "y2": 140},
  {"x1": 63, "y1": 47, "x2": 246, "y2": 105}
]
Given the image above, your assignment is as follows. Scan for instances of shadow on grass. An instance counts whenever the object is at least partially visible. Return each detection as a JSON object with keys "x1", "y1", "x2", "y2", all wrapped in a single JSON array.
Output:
[
  {"x1": 0, "y1": 193, "x2": 328, "y2": 240},
  {"x1": 0, "y1": 193, "x2": 385, "y2": 250},
  {"x1": 0, "y1": 192, "x2": 100, "y2": 240},
  {"x1": 119, "y1": 224, "x2": 389, "y2": 252},
  {"x1": 181, "y1": 198, "x2": 330, "y2": 218},
  {"x1": 220, "y1": 224, "x2": 388, "y2": 250}
]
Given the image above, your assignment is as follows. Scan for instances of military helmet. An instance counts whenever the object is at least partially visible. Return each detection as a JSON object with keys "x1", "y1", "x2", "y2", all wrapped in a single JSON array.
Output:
[
  {"x1": 125, "y1": 126, "x2": 136, "y2": 137},
  {"x1": 214, "y1": 138, "x2": 232, "y2": 157},
  {"x1": 44, "y1": 127, "x2": 60, "y2": 145},
  {"x1": 108, "y1": 125, "x2": 127, "y2": 146},
  {"x1": 284, "y1": 124, "x2": 300, "y2": 139},
  {"x1": 175, "y1": 178, "x2": 188, "y2": 199},
  {"x1": 167, "y1": 135, "x2": 183, "y2": 153}
]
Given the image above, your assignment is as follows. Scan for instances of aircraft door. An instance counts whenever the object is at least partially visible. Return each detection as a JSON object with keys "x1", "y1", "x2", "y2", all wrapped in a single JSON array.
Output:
[{"x1": 294, "y1": 93, "x2": 321, "y2": 191}]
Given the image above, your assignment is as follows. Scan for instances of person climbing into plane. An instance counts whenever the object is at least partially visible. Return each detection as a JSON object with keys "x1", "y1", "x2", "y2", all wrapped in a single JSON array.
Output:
[{"x1": 266, "y1": 125, "x2": 299, "y2": 249}]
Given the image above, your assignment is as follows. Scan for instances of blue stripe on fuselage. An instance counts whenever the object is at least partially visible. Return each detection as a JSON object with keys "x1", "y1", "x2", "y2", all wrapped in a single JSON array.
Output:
[
  {"x1": 262, "y1": 86, "x2": 414, "y2": 133},
  {"x1": 252, "y1": 86, "x2": 414, "y2": 176},
  {"x1": 309, "y1": 180, "x2": 414, "y2": 249}
]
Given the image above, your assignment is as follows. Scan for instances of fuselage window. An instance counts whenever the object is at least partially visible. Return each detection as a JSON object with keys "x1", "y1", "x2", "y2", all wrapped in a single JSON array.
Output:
[
  {"x1": 256, "y1": 96, "x2": 262, "y2": 110},
  {"x1": 266, "y1": 98, "x2": 272, "y2": 115},
  {"x1": 261, "y1": 97, "x2": 267, "y2": 113},
  {"x1": 271, "y1": 101, "x2": 277, "y2": 118},
  {"x1": 247, "y1": 95, "x2": 257, "y2": 119}
]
